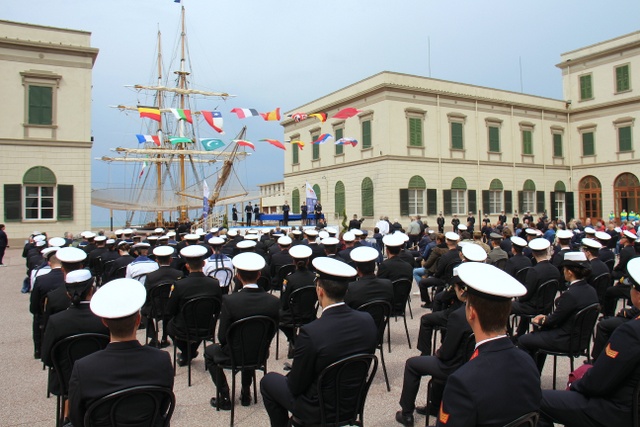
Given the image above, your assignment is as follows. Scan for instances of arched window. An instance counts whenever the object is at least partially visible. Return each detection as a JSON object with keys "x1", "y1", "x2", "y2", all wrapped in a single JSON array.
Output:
[
  {"x1": 291, "y1": 188, "x2": 300, "y2": 214},
  {"x1": 579, "y1": 176, "x2": 602, "y2": 221},
  {"x1": 522, "y1": 179, "x2": 536, "y2": 213},
  {"x1": 23, "y1": 166, "x2": 56, "y2": 220},
  {"x1": 335, "y1": 181, "x2": 345, "y2": 217},
  {"x1": 361, "y1": 178, "x2": 374, "y2": 217},
  {"x1": 614, "y1": 173, "x2": 640, "y2": 216},
  {"x1": 552, "y1": 181, "x2": 567, "y2": 221},
  {"x1": 313, "y1": 184, "x2": 321, "y2": 203},
  {"x1": 407, "y1": 175, "x2": 426, "y2": 215},
  {"x1": 488, "y1": 179, "x2": 503, "y2": 214},
  {"x1": 451, "y1": 177, "x2": 467, "y2": 215}
]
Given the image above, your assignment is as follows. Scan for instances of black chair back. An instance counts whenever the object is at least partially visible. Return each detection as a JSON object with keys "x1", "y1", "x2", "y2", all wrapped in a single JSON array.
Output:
[
  {"x1": 515, "y1": 267, "x2": 532, "y2": 285},
  {"x1": 604, "y1": 258, "x2": 615, "y2": 273},
  {"x1": 112, "y1": 265, "x2": 128, "y2": 280},
  {"x1": 633, "y1": 380, "x2": 640, "y2": 427},
  {"x1": 257, "y1": 275, "x2": 271, "y2": 292},
  {"x1": 591, "y1": 272, "x2": 611, "y2": 306},
  {"x1": 226, "y1": 315, "x2": 278, "y2": 369},
  {"x1": 148, "y1": 282, "x2": 174, "y2": 319},
  {"x1": 494, "y1": 258, "x2": 508, "y2": 271},
  {"x1": 83, "y1": 385, "x2": 175, "y2": 427},
  {"x1": 357, "y1": 300, "x2": 391, "y2": 345},
  {"x1": 101, "y1": 259, "x2": 115, "y2": 284},
  {"x1": 209, "y1": 267, "x2": 234, "y2": 289},
  {"x1": 502, "y1": 411, "x2": 539, "y2": 427},
  {"x1": 51, "y1": 333, "x2": 110, "y2": 395},
  {"x1": 391, "y1": 279, "x2": 412, "y2": 315},
  {"x1": 288, "y1": 286, "x2": 319, "y2": 326},
  {"x1": 567, "y1": 302, "x2": 600, "y2": 355},
  {"x1": 535, "y1": 279, "x2": 559, "y2": 315},
  {"x1": 317, "y1": 354, "x2": 378, "y2": 426},
  {"x1": 275, "y1": 264, "x2": 296, "y2": 291},
  {"x1": 181, "y1": 296, "x2": 221, "y2": 344}
]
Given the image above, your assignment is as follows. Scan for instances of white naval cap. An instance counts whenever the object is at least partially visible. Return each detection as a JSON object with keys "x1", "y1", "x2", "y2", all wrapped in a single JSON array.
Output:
[
  {"x1": 106, "y1": 239, "x2": 116, "y2": 245},
  {"x1": 232, "y1": 252, "x2": 266, "y2": 271},
  {"x1": 394, "y1": 231, "x2": 410, "y2": 242},
  {"x1": 581, "y1": 238, "x2": 602, "y2": 250},
  {"x1": 154, "y1": 228, "x2": 164, "y2": 233},
  {"x1": 524, "y1": 228, "x2": 538, "y2": 236},
  {"x1": 33, "y1": 234, "x2": 46, "y2": 243},
  {"x1": 227, "y1": 229, "x2": 238, "y2": 237},
  {"x1": 627, "y1": 258, "x2": 640, "y2": 289},
  {"x1": 304, "y1": 229, "x2": 319, "y2": 237},
  {"x1": 289, "y1": 245, "x2": 312, "y2": 259},
  {"x1": 123, "y1": 228, "x2": 134, "y2": 235},
  {"x1": 445, "y1": 232, "x2": 460, "y2": 241},
  {"x1": 556, "y1": 229, "x2": 573, "y2": 239},
  {"x1": 94, "y1": 235, "x2": 107, "y2": 242},
  {"x1": 623, "y1": 230, "x2": 637, "y2": 240},
  {"x1": 166, "y1": 231, "x2": 176, "y2": 237},
  {"x1": 65, "y1": 269, "x2": 92, "y2": 284},
  {"x1": 245, "y1": 234, "x2": 259, "y2": 241},
  {"x1": 41, "y1": 247, "x2": 59, "y2": 258},
  {"x1": 457, "y1": 224, "x2": 467, "y2": 231},
  {"x1": 195, "y1": 228, "x2": 205, "y2": 236},
  {"x1": 350, "y1": 246, "x2": 379, "y2": 263},
  {"x1": 595, "y1": 231, "x2": 611, "y2": 241},
  {"x1": 90, "y1": 278, "x2": 146, "y2": 319},
  {"x1": 236, "y1": 240, "x2": 257, "y2": 249},
  {"x1": 184, "y1": 233, "x2": 200, "y2": 241},
  {"x1": 321, "y1": 237, "x2": 340, "y2": 246},
  {"x1": 147, "y1": 236, "x2": 158, "y2": 242},
  {"x1": 528, "y1": 238, "x2": 550, "y2": 251},
  {"x1": 180, "y1": 245, "x2": 208, "y2": 258},
  {"x1": 208, "y1": 237, "x2": 225, "y2": 245},
  {"x1": 153, "y1": 246, "x2": 174, "y2": 257},
  {"x1": 35, "y1": 240, "x2": 47, "y2": 247},
  {"x1": 342, "y1": 232, "x2": 356, "y2": 242},
  {"x1": 114, "y1": 229, "x2": 124, "y2": 235},
  {"x1": 48, "y1": 237, "x2": 66, "y2": 247},
  {"x1": 352, "y1": 229, "x2": 364, "y2": 237},
  {"x1": 561, "y1": 251, "x2": 591, "y2": 269},
  {"x1": 318, "y1": 231, "x2": 329, "y2": 239},
  {"x1": 291, "y1": 230, "x2": 302, "y2": 236},
  {"x1": 209, "y1": 227, "x2": 219, "y2": 233},
  {"x1": 278, "y1": 236, "x2": 292, "y2": 246},
  {"x1": 584, "y1": 227, "x2": 596, "y2": 235},
  {"x1": 461, "y1": 244, "x2": 488, "y2": 262},
  {"x1": 510, "y1": 236, "x2": 527, "y2": 247},
  {"x1": 455, "y1": 262, "x2": 526, "y2": 300},
  {"x1": 132, "y1": 242, "x2": 150, "y2": 249},
  {"x1": 326, "y1": 227, "x2": 338, "y2": 236},
  {"x1": 382, "y1": 234, "x2": 404, "y2": 247},
  {"x1": 57, "y1": 247, "x2": 87, "y2": 263},
  {"x1": 312, "y1": 257, "x2": 357, "y2": 282}
]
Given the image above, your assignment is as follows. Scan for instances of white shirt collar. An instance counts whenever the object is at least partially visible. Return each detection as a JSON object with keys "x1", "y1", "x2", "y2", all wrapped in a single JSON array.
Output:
[
  {"x1": 474, "y1": 334, "x2": 507, "y2": 350},
  {"x1": 242, "y1": 284, "x2": 259, "y2": 289},
  {"x1": 321, "y1": 301, "x2": 345, "y2": 316}
]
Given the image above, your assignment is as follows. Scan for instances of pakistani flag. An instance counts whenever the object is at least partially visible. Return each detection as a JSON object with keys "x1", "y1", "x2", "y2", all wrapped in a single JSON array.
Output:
[{"x1": 200, "y1": 138, "x2": 225, "y2": 151}]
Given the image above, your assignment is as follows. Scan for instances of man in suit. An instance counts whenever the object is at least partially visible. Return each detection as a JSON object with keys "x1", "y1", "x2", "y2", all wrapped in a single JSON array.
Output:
[
  {"x1": 345, "y1": 246, "x2": 394, "y2": 309},
  {"x1": 68, "y1": 278, "x2": 174, "y2": 427},
  {"x1": 417, "y1": 232, "x2": 461, "y2": 308},
  {"x1": 29, "y1": 247, "x2": 62, "y2": 358},
  {"x1": 261, "y1": 257, "x2": 377, "y2": 427},
  {"x1": 582, "y1": 238, "x2": 609, "y2": 286},
  {"x1": 436, "y1": 263, "x2": 541, "y2": 426},
  {"x1": 538, "y1": 257, "x2": 640, "y2": 427},
  {"x1": 166, "y1": 245, "x2": 222, "y2": 366},
  {"x1": 271, "y1": 236, "x2": 294, "y2": 289},
  {"x1": 377, "y1": 234, "x2": 413, "y2": 283},
  {"x1": 518, "y1": 251, "x2": 599, "y2": 372},
  {"x1": 205, "y1": 252, "x2": 280, "y2": 409},
  {"x1": 504, "y1": 236, "x2": 532, "y2": 277},
  {"x1": 486, "y1": 232, "x2": 508, "y2": 268},
  {"x1": 551, "y1": 229, "x2": 575, "y2": 268},
  {"x1": 337, "y1": 231, "x2": 357, "y2": 264},
  {"x1": 603, "y1": 229, "x2": 639, "y2": 316}
]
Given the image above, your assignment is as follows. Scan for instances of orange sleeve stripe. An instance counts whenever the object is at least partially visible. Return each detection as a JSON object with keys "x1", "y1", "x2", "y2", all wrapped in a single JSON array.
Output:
[
  {"x1": 439, "y1": 401, "x2": 450, "y2": 424},
  {"x1": 605, "y1": 343, "x2": 619, "y2": 358}
]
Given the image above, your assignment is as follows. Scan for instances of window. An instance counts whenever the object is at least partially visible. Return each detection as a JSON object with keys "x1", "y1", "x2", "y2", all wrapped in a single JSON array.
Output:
[
  {"x1": 488, "y1": 179, "x2": 504, "y2": 214},
  {"x1": 291, "y1": 188, "x2": 300, "y2": 214},
  {"x1": 522, "y1": 130, "x2": 533, "y2": 155},
  {"x1": 362, "y1": 120, "x2": 372, "y2": 149},
  {"x1": 488, "y1": 127, "x2": 500, "y2": 152},
  {"x1": 408, "y1": 117, "x2": 423, "y2": 147},
  {"x1": 580, "y1": 74, "x2": 593, "y2": 100},
  {"x1": 522, "y1": 180, "x2": 536, "y2": 213},
  {"x1": 451, "y1": 122, "x2": 464, "y2": 149},
  {"x1": 579, "y1": 176, "x2": 602, "y2": 221},
  {"x1": 407, "y1": 176, "x2": 426, "y2": 215},
  {"x1": 618, "y1": 126, "x2": 632, "y2": 152},
  {"x1": 335, "y1": 181, "x2": 345, "y2": 216},
  {"x1": 311, "y1": 132, "x2": 320, "y2": 161},
  {"x1": 335, "y1": 127, "x2": 344, "y2": 155},
  {"x1": 614, "y1": 173, "x2": 640, "y2": 215},
  {"x1": 25, "y1": 186, "x2": 54, "y2": 219},
  {"x1": 451, "y1": 177, "x2": 467, "y2": 215},
  {"x1": 361, "y1": 177, "x2": 374, "y2": 217},
  {"x1": 616, "y1": 64, "x2": 630, "y2": 93},
  {"x1": 553, "y1": 133, "x2": 563, "y2": 157},
  {"x1": 28, "y1": 86, "x2": 53, "y2": 125},
  {"x1": 554, "y1": 192, "x2": 565, "y2": 220},
  {"x1": 582, "y1": 132, "x2": 595, "y2": 156},
  {"x1": 292, "y1": 142, "x2": 299, "y2": 164}
]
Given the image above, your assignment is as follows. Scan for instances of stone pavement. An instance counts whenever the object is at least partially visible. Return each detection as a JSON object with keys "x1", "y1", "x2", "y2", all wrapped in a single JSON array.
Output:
[{"x1": 0, "y1": 247, "x2": 565, "y2": 426}]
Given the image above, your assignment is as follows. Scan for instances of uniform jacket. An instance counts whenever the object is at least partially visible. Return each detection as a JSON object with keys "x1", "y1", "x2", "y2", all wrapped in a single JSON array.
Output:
[
  {"x1": 613, "y1": 245, "x2": 638, "y2": 279},
  {"x1": 281, "y1": 269, "x2": 316, "y2": 312},
  {"x1": 587, "y1": 258, "x2": 609, "y2": 285},
  {"x1": 30, "y1": 268, "x2": 64, "y2": 315},
  {"x1": 344, "y1": 275, "x2": 394, "y2": 309},
  {"x1": 519, "y1": 260, "x2": 561, "y2": 305},
  {"x1": 166, "y1": 272, "x2": 222, "y2": 334},
  {"x1": 435, "y1": 304, "x2": 473, "y2": 367},
  {"x1": 377, "y1": 256, "x2": 413, "y2": 283},
  {"x1": 504, "y1": 254, "x2": 532, "y2": 277}
]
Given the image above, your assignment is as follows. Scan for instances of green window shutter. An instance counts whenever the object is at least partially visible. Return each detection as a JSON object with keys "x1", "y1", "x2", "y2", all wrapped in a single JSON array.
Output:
[
  {"x1": 553, "y1": 133, "x2": 563, "y2": 157},
  {"x1": 313, "y1": 184, "x2": 321, "y2": 203},
  {"x1": 616, "y1": 65, "x2": 630, "y2": 92},
  {"x1": 361, "y1": 178, "x2": 374, "y2": 216},
  {"x1": 291, "y1": 189, "x2": 300, "y2": 214},
  {"x1": 57, "y1": 184, "x2": 74, "y2": 220},
  {"x1": 409, "y1": 117, "x2": 422, "y2": 147},
  {"x1": 582, "y1": 132, "x2": 595, "y2": 156},
  {"x1": 619, "y1": 126, "x2": 632, "y2": 152},
  {"x1": 504, "y1": 190, "x2": 513, "y2": 214},
  {"x1": 522, "y1": 130, "x2": 533, "y2": 155},
  {"x1": 518, "y1": 191, "x2": 524, "y2": 213},
  {"x1": 400, "y1": 189, "x2": 409, "y2": 216},
  {"x1": 488, "y1": 126, "x2": 500, "y2": 152},
  {"x1": 335, "y1": 128, "x2": 343, "y2": 155},
  {"x1": 408, "y1": 175, "x2": 426, "y2": 189},
  {"x1": 335, "y1": 181, "x2": 345, "y2": 214},
  {"x1": 311, "y1": 134, "x2": 320, "y2": 160},
  {"x1": 482, "y1": 190, "x2": 490, "y2": 216},
  {"x1": 4, "y1": 184, "x2": 22, "y2": 221},
  {"x1": 427, "y1": 189, "x2": 437, "y2": 216},
  {"x1": 565, "y1": 192, "x2": 575, "y2": 221},
  {"x1": 443, "y1": 190, "x2": 452, "y2": 216},
  {"x1": 362, "y1": 120, "x2": 372, "y2": 149},
  {"x1": 580, "y1": 75, "x2": 592, "y2": 100},
  {"x1": 451, "y1": 122, "x2": 463, "y2": 149},
  {"x1": 536, "y1": 191, "x2": 545, "y2": 214},
  {"x1": 468, "y1": 190, "x2": 477, "y2": 214},
  {"x1": 28, "y1": 86, "x2": 53, "y2": 125},
  {"x1": 292, "y1": 144, "x2": 299, "y2": 164}
]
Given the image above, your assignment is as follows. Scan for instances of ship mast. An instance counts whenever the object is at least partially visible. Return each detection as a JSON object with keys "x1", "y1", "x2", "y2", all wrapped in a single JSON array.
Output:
[
  {"x1": 155, "y1": 28, "x2": 164, "y2": 226},
  {"x1": 177, "y1": 5, "x2": 188, "y2": 222}
]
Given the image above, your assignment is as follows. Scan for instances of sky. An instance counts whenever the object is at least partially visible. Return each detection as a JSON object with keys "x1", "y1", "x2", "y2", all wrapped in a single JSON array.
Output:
[{"x1": 3, "y1": 0, "x2": 640, "y2": 226}]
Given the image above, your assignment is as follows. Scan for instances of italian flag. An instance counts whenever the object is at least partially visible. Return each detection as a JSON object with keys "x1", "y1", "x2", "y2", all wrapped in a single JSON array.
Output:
[{"x1": 171, "y1": 108, "x2": 193, "y2": 123}]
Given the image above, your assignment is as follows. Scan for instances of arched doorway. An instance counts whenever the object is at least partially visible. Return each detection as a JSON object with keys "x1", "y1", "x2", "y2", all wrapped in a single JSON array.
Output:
[
  {"x1": 579, "y1": 176, "x2": 602, "y2": 222},
  {"x1": 614, "y1": 173, "x2": 640, "y2": 215}
]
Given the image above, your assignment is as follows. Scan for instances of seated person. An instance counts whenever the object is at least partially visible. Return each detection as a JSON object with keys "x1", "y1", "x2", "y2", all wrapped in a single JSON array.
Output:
[
  {"x1": 345, "y1": 246, "x2": 394, "y2": 310},
  {"x1": 68, "y1": 279, "x2": 174, "y2": 427},
  {"x1": 538, "y1": 257, "x2": 640, "y2": 427}
]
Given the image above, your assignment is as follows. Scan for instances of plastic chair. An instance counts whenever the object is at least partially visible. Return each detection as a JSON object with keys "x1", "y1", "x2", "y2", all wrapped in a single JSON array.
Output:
[
  {"x1": 172, "y1": 296, "x2": 221, "y2": 386},
  {"x1": 214, "y1": 315, "x2": 277, "y2": 427},
  {"x1": 502, "y1": 411, "x2": 539, "y2": 427},
  {"x1": 391, "y1": 279, "x2": 413, "y2": 349},
  {"x1": 51, "y1": 333, "x2": 110, "y2": 427},
  {"x1": 290, "y1": 354, "x2": 378, "y2": 427},
  {"x1": 83, "y1": 385, "x2": 175, "y2": 427},
  {"x1": 536, "y1": 302, "x2": 600, "y2": 389},
  {"x1": 357, "y1": 300, "x2": 392, "y2": 392},
  {"x1": 145, "y1": 282, "x2": 174, "y2": 346},
  {"x1": 276, "y1": 286, "x2": 318, "y2": 359}
]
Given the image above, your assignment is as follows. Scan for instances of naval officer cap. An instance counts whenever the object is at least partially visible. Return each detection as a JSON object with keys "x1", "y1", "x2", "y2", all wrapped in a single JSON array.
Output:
[
  {"x1": 318, "y1": 231, "x2": 329, "y2": 239},
  {"x1": 510, "y1": 236, "x2": 528, "y2": 247},
  {"x1": 561, "y1": 251, "x2": 591, "y2": 270},
  {"x1": 342, "y1": 232, "x2": 356, "y2": 242},
  {"x1": 382, "y1": 234, "x2": 404, "y2": 247},
  {"x1": 321, "y1": 237, "x2": 340, "y2": 246},
  {"x1": 350, "y1": 246, "x2": 379, "y2": 263},
  {"x1": 94, "y1": 235, "x2": 107, "y2": 242},
  {"x1": 184, "y1": 233, "x2": 200, "y2": 241},
  {"x1": 528, "y1": 238, "x2": 550, "y2": 251},
  {"x1": 208, "y1": 237, "x2": 225, "y2": 245},
  {"x1": 232, "y1": 252, "x2": 266, "y2": 271},
  {"x1": 352, "y1": 229, "x2": 364, "y2": 237},
  {"x1": 557, "y1": 229, "x2": 574, "y2": 239},
  {"x1": 154, "y1": 228, "x2": 164, "y2": 233},
  {"x1": 57, "y1": 247, "x2": 87, "y2": 263},
  {"x1": 41, "y1": 247, "x2": 59, "y2": 258},
  {"x1": 289, "y1": 245, "x2": 312, "y2": 259},
  {"x1": 304, "y1": 229, "x2": 318, "y2": 237},
  {"x1": 33, "y1": 234, "x2": 46, "y2": 243},
  {"x1": 291, "y1": 230, "x2": 302, "y2": 236},
  {"x1": 180, "y1": 245, "x2": 208, "y2": 258},
  {"x1": 623, "y1": 230, "x2": 637, "y2": 240},
  {"x1": 627, "y1": 258, "x2": 640, "y2": 291},
  {"x1": 326, "y1": 227, "x2": 338, "y2": 236},
  {"x1": 48, "y1": 237, "x2": 66, "y2": 247},
  {"x1": 114, "y1": 229, "x2": 124, "y2": 236},
  {"x1": 195, "y1": 228, "x2": 205, "y2": 236},
  {"x1": 35, "y1": 240, "x2": 47, "y2": 248},
  {"x1": 132, "y1": 242, "x2": 150, "y2": 249},
  {"x1": 106, "y1": 239, "x2": 116, "y2": 245},
  {"x1": 457, "y1": 224, "x2": 468, "y2": 231},
  {"x1": 489, "y1": 232, "x2": 503, "y2": 240},
  {"x1": 227, "y1": 229, "x2": 238, "y2": 237},
  {"x1": 395, "y1": 231, "x2": 410, "y2": 242},
  {"x1": 65, "y1": 269, "x2": 93, "y2": 285},
  {"x1": 581, "y1": 238, "x2": 602, "y2": 250},
  {"x1": 584, "y1": 227, "x2": 596, "y2": 235},
  {"x1": 595, "y1": 231, "x2": 611, "y2": 241},
  {"x1": 461, "y1": 244, "x2": 488, "y2": 262},
  {"x1": 245, "y1": 234, "x2": 259, "y2": 241},
  {"x1": 209, "y1": 227, "x2": 219, "y2": 233},
  {"x1": 524, "y1": 228, "x2": 538, "y2": 236},
  {"x1": 312, "y1": 257, "x2": 357, "y2": 282},
  {"x1": 146, "y1": 236, "x2": 158, "y2": 242},
  {"x1": 455, "y1": 262, "x2": 526, "y2": 301},
  {"x1": 123, "y1": 228, "x2": 134, "y2": 235},
  {"x1": 90, "y1": 278, "x2": 146, "y2": 319},
  {"x1": 153, "y1": 246, "x2": 174, "y2": 257},
  {"x1": 166, "y1": 231, "x2": 177, "y2": 237},
  {"x1": 236, "y1": 240, "x2": 257, "y2": 249},
  {"x1": 445, "y1": 232, "x2": 460, "y2": 242},
  {"x1": 278, "y1": 236, "x2": 292, "y2": 246}
]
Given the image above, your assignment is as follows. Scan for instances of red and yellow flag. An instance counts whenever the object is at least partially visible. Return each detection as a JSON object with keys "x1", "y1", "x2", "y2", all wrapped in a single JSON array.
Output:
[
  {"x1": 260, "y1": 107, "x2": 281, "y2": 121},
  {"x1": 138, "y1": 106, "x2": 161, "y2": 122}
]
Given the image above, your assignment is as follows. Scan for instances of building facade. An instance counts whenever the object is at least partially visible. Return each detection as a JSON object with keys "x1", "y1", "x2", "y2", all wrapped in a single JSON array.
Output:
[
  {"x1": 0, "y1": 20, "x2": 98, "y2": 243},
  {"x1": 282, "y1": 31, "x2": 640, "y2": 228}
]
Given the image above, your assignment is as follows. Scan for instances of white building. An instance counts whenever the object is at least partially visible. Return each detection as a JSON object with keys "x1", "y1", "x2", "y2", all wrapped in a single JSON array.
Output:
[
  {"x1": 281, "y1": 31, "x2": 640, "y2": 228},
  {"x1": 0, "y1": 20, "x2": 98, "y2": 243}
]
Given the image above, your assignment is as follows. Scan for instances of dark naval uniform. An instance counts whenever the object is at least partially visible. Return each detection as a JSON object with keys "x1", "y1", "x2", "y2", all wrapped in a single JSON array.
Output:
[
  {"x1": 344, "y1": 275, "x2": 394, "y2": 309},
  {"x1": 377, "y1": 256, "x2": 413, "y2": 283},
  {"x1": 504, "y1": 253, "x2": 532, "y2": 277}
]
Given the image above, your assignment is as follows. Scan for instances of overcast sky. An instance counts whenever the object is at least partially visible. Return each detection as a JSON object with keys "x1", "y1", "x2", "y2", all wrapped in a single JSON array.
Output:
[{"x1": 3, "y1": 0, "x2": 640, "y2": 226}]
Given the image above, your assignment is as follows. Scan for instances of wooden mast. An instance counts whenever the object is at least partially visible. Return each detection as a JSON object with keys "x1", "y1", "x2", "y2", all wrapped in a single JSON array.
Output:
[
  {"x1": 177, "y1": 5, "x2": 189, "y2": 222},
  {"x1": 155, "y1": 28, "x2": 164, "y2": 226}
]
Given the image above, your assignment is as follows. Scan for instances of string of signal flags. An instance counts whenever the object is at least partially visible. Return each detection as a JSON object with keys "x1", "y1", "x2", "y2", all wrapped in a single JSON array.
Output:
[{"x1": 135, "y1": 106, "x2": 362, "y2": 151}]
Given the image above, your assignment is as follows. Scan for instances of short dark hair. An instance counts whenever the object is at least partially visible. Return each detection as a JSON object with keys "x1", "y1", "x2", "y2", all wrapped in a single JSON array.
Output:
[
  {"x1": 104, "y1": 312, "x2": 139, "y2": 338},
  {"x1": 467, "y1": 293, "x2": 511, "y2": 334},
  {"x1": 318, "y1": 277, "x2": 348, "y2": 300},
  {"x1": 156, "y1": 255, "x2": 171, "y2": 265},
  {"x1": 387, "y1": 246, "x2": 401, "y2": 256},
  {"x1": 186, "y1": 257, "x2": 204, "y2": 271},
  {"x1": 237, "y1": 269, "x2": 260, "y2": 283},
  {"x1": 356, "y1": 260, "x2": 376, "y2": 275},
  {"x1": 565, "y1": 265, "x2": 591, "y2": 280}
]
